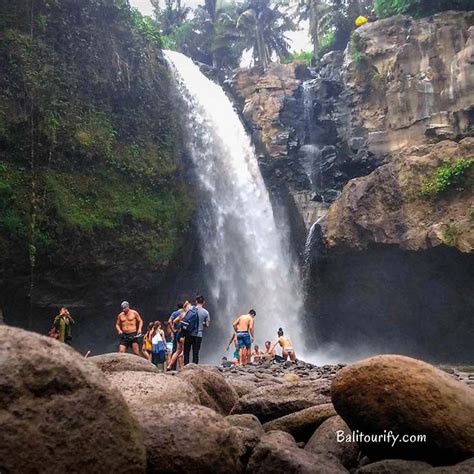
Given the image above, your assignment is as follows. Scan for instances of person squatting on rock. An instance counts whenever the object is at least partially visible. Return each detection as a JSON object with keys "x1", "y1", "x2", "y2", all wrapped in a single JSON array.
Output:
[
  {"x1": 183, "y1": 295, "x2": 210, "y2": 365},
  {"x1": 232, "y1": 309, "x2": 256, "y2": 365},
  {"x1": 50, "y1": 307, "x2": 74, "y2": 343},
  {"x1": 116, "y1": 301, "x2": 143, "y2": 355}
]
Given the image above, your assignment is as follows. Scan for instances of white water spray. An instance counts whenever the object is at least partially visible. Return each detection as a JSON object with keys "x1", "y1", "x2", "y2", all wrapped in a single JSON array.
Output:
[{"x1": 164, "y1": 50, "x2": 304, "y2": 353}]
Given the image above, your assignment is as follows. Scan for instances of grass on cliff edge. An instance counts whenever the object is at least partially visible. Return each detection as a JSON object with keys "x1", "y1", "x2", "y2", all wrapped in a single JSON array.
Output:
[{"x1": 420, "y1": 158, "x2": 474, "y2": 197}]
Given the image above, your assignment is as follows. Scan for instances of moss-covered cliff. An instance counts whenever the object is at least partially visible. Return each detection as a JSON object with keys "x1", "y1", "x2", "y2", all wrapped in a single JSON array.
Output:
[{"x1": 0, "y1": 0, "x2": 193, "y2": 324}]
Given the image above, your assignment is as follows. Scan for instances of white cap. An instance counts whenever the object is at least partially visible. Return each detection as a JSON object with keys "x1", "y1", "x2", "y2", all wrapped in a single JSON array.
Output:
[{"x1": 121, "y1": 301, "x2": 130, "y2": 309}]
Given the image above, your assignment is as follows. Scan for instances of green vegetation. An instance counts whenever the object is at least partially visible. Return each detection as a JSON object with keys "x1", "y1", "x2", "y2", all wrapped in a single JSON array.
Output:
[
  {"x1": 420, "y1": 158, "x2": 474, "y2": 197},
  {"x1": 317, "y1": 31, "x2": 336, "y2": 57},
  {"x1": 0, "y1": 0, "x2": 194, "y2": 305},
  {"x1": 350, "y1": 31, "x2": 368, "y2": 66},
  {"x1": 46, "y1": 172, "x2": 192, "y2": 261},
  {"x1": 442, "y1": 224, "x2": 461, "y2": 248},
  {"x1": 282, "y1": 50, "x2": 314, "y2": 64},
  {"x1": 374, "y1": 0, "x2": 473, "y2": 18}
]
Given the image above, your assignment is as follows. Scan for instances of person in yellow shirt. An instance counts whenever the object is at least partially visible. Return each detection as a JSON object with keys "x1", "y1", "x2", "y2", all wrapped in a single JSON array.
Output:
[{"x1": 270, "y1": 328, "x2": 296, "y2": 362}]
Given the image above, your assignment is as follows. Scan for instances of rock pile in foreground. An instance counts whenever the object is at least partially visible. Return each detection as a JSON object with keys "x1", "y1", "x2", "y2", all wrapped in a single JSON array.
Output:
[{"x1": 2, "y1": 326, "x2": 474, "y2": 473}]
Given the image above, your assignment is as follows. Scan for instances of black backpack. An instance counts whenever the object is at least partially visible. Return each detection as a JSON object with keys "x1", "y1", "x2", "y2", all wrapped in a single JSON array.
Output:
[{"x1": 180, "y1": 306, "x2": 199, "y2": 336}]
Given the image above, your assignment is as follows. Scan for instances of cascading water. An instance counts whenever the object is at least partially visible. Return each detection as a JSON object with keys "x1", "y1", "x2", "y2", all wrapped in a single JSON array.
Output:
[
  {"x1": 300, "y1": 80, "x2": 324, "y2": 195},
  {"x1": 164, "y1": 50, "x2": 304, "y2": 354}
]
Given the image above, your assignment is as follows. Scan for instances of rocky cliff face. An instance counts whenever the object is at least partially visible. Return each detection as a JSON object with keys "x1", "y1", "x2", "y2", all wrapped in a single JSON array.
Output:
[
  {"x1": 0, "y1": 0, "x2": 194, "y2": 348},
  {"x1": 231, "y1": 11, "x2": 474, "y2": 362}
]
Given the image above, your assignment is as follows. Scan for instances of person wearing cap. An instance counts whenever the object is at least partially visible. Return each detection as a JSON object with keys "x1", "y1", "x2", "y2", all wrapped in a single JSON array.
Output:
[{"x1": 115, "y1": 301, "x2": 143, "y2": 355}]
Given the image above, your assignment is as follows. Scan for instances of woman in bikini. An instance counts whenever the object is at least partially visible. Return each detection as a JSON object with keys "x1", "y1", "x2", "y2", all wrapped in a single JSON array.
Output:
[{"x1": 270, "y1": 328, "x2": 297, "y2": 362}]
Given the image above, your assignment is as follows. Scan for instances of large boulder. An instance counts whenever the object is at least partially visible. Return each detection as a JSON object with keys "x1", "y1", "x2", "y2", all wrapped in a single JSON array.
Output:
[
  {"x1": 428, "y1": 457, "x2": 474, "y2": 473},
  {"x1": 106, "y1": 371, "x2": 199, "y2": 407},
  {"x1": 132, "y1": 402, "x2": 245, "y2": 473},
  {"x1": 331, "y1": 355, "x2": 474, "y2": 464},
  {"x1": 227, "y1": 414, "x2": 264, "y2": 435},
  {"x1": 227, "y1": 376, "x2": 258, "y2": 397},
  {"x1": 246, "y1": 430, "x2": 347, "y2": 473},
  {"x1": 231, "y1": 379, "x2": 331, "y2": 423},
  {"x1": 356, "y1": 459, "x2": 432, "y2": 473},
  {"x1": 178, "y1": 364, "x2": 239, "y2": 415},
  {"x1": 0, "y1": 326, "x2": 146, "y2": 473},
  {"x1": 89, "y1": 352, "x2": 158, "y2": 373},
  {"x1": 306, "y1": 415, "x2": 359, "y2": 469},
  {"x1": 263, "y1": 403, "x2": 336, "y2": 441}
]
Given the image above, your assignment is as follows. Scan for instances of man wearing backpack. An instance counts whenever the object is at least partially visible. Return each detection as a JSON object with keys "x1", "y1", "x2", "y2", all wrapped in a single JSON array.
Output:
[{"x1": 183, "y1": 295, "x2": 210, "y2": 365}]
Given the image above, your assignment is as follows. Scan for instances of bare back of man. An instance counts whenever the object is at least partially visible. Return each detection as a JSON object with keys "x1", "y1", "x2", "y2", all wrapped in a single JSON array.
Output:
[
  {"x1": 234, "y1": 314, "x2": 253, "y2": 332},
  {"x1": 233, "y1": 311, "x2": 255, "y2": 366},
  {"x1": 116, "y1": 303, "x2": 143, "y2": 355}
]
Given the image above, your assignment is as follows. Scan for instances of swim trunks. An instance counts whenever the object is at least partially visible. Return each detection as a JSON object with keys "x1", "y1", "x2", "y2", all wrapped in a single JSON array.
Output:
[
  {"x1": 237, "y1": 331, "x2": 251, "y2": 349},
  {"x1": 120, "y1": 331, "x2": 139, "y2": 348}
]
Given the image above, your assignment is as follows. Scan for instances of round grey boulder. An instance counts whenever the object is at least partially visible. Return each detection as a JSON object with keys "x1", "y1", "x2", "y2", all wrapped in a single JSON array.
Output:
[
  {"x1": 89, "y1": 352, "x2": 158, "y2": 373},
  {"x1": 0, "y1": 326, "x2": 146, "y2": 473}
]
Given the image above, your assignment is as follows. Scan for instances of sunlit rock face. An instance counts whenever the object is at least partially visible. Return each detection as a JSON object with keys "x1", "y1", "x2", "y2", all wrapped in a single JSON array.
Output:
[{"x1": 346, "y1": 12, "x2": 474, "y2": 155}]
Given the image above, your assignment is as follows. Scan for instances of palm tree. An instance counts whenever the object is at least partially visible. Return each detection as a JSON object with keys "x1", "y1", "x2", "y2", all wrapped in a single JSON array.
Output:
[
  {"x1": 151, "y1": 0, "x2": 191, "y2": 36},
  {"x1": 294, "y1": 0, "x2": 371, "y2": 56},
  {"x1": 236, "y1": 0, "x2": 295, "y2": 70}
]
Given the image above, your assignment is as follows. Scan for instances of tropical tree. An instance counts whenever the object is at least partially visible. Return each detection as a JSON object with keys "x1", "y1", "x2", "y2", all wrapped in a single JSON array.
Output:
[
  {"x1": 293, "y1": 0, "x2": 373, "y2": 57},
  {"x1": 151, "y1": 0, "x2": 191, "y2": 36},
  {"x1": 235, "y1": 0, "x2": 295, "y2": 70},
  {"x1": 188, "y1": 0, "x2": 244, "y2": 69}
]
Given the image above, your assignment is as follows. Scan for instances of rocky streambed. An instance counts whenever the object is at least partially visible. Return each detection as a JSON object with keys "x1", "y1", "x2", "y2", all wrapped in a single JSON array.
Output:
[{"x1": 1, "y1": 325, "x2": 473, "y2": 473}]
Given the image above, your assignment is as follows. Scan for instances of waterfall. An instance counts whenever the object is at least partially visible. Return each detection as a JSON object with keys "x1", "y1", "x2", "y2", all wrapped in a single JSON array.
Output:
[
  {"x1": 300, "y1": 80, "x2": 324, "y2": 196},
  {"x1": 164, "y1": 51, "x2": 304, "y2": 354}
]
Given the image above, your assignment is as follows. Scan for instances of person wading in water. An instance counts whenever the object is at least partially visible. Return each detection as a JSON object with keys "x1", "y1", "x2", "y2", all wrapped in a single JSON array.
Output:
[
  {"x1": 232, "y1": 309, "x2": 256, "y2": 366},
  {"x1": 115, "y1": 301, "x2": 143, "y2": 355}
]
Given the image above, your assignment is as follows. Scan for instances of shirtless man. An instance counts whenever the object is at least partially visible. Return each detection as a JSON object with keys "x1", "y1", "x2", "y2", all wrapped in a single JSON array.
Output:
[
  {"x1": 232, "y1": 309, "x2": 256, "y2": 366},
  {"x1": 116, "y1": 301, "x2": 143, "y2": 355}
]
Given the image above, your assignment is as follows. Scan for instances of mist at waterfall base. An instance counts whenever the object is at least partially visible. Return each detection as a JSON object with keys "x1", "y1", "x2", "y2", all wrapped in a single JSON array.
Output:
[{"x1": 164, "y1": 50, "x2": 311, "y2": 363}]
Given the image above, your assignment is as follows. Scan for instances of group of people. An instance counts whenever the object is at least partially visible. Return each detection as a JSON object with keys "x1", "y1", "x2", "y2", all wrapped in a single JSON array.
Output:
[
  {"x1": 50, "y1": 298, "x2": 296, "y2": 369},
  {"x1": 224, "y1": 309, "x2": 297, "y2": 367},
  {"x1": 115, "y1": 297, "x2": 210, "y2": 370}
]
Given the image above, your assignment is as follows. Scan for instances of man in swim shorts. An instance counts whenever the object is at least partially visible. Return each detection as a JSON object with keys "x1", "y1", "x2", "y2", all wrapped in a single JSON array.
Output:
[
  {"x1": 232, "y1": 309, "x2": 256, "y2": 366},
  {"x1": 116, "y1": 301, "x2": 143, "y2": 355}
]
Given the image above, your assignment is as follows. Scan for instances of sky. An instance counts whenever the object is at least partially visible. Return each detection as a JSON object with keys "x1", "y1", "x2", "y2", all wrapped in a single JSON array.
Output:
[{"x1": 129, "y1": 0, "x2": 312, "y2": 53}]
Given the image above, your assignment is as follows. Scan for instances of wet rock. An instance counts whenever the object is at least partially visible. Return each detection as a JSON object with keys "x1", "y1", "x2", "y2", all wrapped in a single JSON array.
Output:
[
  {"x1": 106, "y1": 371, "x2": 199, "y2": 407},
  {"x1": 178, "y1": 364, "x2": 239, "y2": 415},
  {"x1": 263, "y1": 403, "x2": 336, "y2": 441},
  {"x1": 331, "y1": 355, "x2": 474, "y2": 464},
  {"x1": 227, "y1": 414, "x2": 264, "y2": 435},
  {"x1": 0, "y1": 326, "x2": 146, "y2": 474},
  {"x1": 89, "y1": 352, "x2": 158, "y2": 373},
  {"x1": 356, "y1": 459, "x2": 432, "y2": 473},
  {"x1": 246, "y1": 430, "x2": 347, "y2": 473},
  {"x1": 231, "y1": 379, "x2": 331, "y2": 423},
  {"x1": 305, "y1": 415, "x2": 359, "y2": 469},
  {"x1": 132, "y1": 402, "x2": 244, "y2": 473}
]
